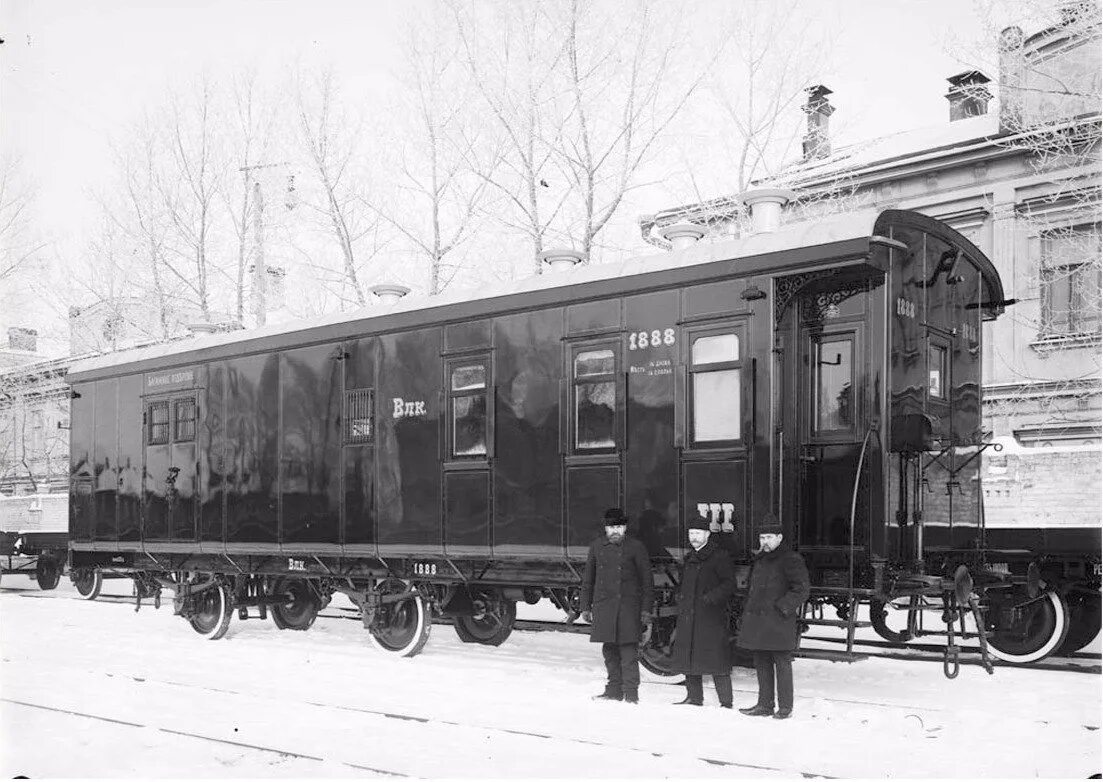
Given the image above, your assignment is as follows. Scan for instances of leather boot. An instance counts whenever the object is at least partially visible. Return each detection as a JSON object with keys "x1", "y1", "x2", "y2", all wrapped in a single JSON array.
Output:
[
  {"x1": 738, "y1": 704, "x2": 774, "y2": 717},
  {"x1": 674, "y1": 696, "x2": 703, "y2": 706},
  {"x1": 624, "y1": 689, "x2": 639, "y2": 704}
]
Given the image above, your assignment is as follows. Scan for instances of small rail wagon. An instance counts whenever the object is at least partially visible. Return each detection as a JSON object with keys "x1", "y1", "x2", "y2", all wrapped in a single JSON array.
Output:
[{"x1": 65, "y1": 195, "x2": 1100, "y2": 670}]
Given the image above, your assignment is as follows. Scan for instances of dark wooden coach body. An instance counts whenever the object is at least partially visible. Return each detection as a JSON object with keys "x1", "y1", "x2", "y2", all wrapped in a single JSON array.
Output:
[{"x1": 66, "y1": 208, "x2": 1098, "y2": 663}]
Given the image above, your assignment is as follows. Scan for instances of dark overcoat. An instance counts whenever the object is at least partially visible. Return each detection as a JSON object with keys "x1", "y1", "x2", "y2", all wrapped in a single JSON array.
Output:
[
  {"x1": 736, "y1": 544, "x2": 811, "y2": 651},
  {"x1": 580, "y1": 536, "x2": 653, "y2": 644},
  {"x1": 670, "y1": 537, "x2": 736, "y2": 675}
]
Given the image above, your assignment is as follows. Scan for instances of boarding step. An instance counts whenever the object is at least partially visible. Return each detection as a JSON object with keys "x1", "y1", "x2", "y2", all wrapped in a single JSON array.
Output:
[
  {"x1": 795, "y1": 648, "x2": 869, "y2": 664},
  {"x1": 801, "y1": 618, "x2": 873, "y2": 628}
]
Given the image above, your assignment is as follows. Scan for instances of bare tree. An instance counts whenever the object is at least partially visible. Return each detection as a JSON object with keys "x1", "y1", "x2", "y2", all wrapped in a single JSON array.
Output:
[
  {"x1": 293, "y1": 68, "x2": 385, "y2": 307},
  {"x1": 225, "y1": 70, "x2": 281, "y2": 325},
  {"x1": 0, "y1": 155, "x2": 45, "y2": 283},
  {"x1": 376, "y1": 16, "x2": 502, "y2": 295}
]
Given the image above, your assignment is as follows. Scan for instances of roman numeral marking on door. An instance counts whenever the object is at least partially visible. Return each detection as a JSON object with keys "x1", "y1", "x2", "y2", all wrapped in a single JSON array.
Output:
[{"x1": 696, "y1": 502, "x2": 736, "y2": 530}]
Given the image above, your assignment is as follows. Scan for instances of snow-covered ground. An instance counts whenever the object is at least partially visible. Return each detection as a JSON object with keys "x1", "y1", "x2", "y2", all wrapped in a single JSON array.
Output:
[{"x1": 1, "y1": 578, "x2": 1099, "y2": 779}]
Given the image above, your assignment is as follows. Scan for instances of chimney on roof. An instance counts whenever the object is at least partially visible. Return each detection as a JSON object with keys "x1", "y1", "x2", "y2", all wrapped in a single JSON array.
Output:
[
  {"x1": 539, "y1": 248, "x2": 585, "y2": 272},
  {"x1": 741, "y1": 189, "x2": 793, "y2": 234},
  {"x1": 998, "y1": 26, "x2": 1026, "y2": 132},
  {"x1": 7, "y1": 327, "x2": 37, "y2": 352},
  {"x1": 801, "y1": 85, "x2": 834, "y2": 161},
  {"x1": 658, "y1": 222, "x2": 705, "y2": 251},
  {"x1": 369, "y1": 283, "x2": 411, "y2": 305},
  {"x1": 946, "y1": 71, "x2": 992, "y2": 121}
]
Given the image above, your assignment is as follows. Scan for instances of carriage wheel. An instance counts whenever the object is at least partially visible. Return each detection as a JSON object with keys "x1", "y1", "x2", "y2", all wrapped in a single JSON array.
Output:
[
  {"x1": 188, "y1": 582, "x2": 233, "y2": 640},
  {"x1": 270, "y1": 577, "x2": 320, "y2": 631},
  {"x1": 35, "y1": 557, "x2": 61, "y2": 591},
  {"x1": 639, "y1": 617, "x2": 679, "y2": 677},
  {"x1": 454, "y1": 599, "x2": 517, "y2": 646},
  {"x1": 870, "y1": 597, "x2": 916, "y2": 644},
  {"x1": 1056, "y1": 590, "x2": 1101, "y2": 655},
  {"x1": 986, "y1": 590, "x2": 1069, "y2": 663},
  {"x1": 367, "y1": 580, "x2": 431, "y2": 657},
  {"x1": 73, "y1": 569, "x2": 103, "y2": 600}
]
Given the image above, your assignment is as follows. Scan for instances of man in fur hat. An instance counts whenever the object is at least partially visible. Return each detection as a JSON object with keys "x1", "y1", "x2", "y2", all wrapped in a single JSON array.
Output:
[
  {"x1": 736, "y1": 512, "x2": 810, "y2": 719},
  {"x1": 580, "y1": 507, "x2": 654, "y2": 704},
  {"x1": 671, "y1": 514, "x2": 736, "y2": 708}
]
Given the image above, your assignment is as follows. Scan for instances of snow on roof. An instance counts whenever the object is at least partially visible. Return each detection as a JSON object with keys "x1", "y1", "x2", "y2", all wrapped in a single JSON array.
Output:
[
  {"x1": 68, "y1": 208, "x2": 888, "y2": 379},
  {"x1": 776, "y1": 113, "x2": 1003, "y2": 188}
]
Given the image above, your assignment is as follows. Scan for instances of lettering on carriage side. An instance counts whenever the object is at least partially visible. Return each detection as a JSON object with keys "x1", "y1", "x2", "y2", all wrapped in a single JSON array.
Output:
[
  {"x1": 392, "y1": 397, "x2": 428, "y2": 419},
  {"x1": 628, "y1": 327, "x2": 676, "y2": 351},
  {"x1": 959, "y1": 321, "x2": 978, "y2": 343},
  {"x1": 896, "y1": 297, "x2": 917, "y2": 319},
  {"x1": 288, "y1": 558, "x2": 306, "y2": 572},
  {"x1": 145, "y1": 368, "x2": 196, "y2": 391},
  {"x1": 696, "y1": 501, "x2": 737, "y2": 530},
  {"x1": 414, "y1": 562, "x2": 438, "y2": 576}
]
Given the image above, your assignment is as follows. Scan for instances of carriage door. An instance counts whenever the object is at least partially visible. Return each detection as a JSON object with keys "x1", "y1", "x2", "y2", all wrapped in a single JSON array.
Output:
[
  {"x1": 142, "y1": 369, "x2": 199, "y2": 541},
  {"x1": 783, "y1": 280, "x2": 873, "y2": 552}
]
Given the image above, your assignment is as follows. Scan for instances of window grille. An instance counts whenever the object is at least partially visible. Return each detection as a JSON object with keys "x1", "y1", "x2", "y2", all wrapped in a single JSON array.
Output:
[
  {"x1": 147, "y1": 401, "x2": 170, "y2": 445},
  {"x1": 174, "y1": 398, "x2": 197, "y2": 442},
  {"x1": 345, "y1": 389, "x2": 374, "y2": 444}
]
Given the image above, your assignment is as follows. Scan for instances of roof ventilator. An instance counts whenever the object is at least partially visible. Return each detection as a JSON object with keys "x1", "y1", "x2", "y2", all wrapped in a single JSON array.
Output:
[
  {"x1": 658, "y1": 222, "x2": 706, "y2": 251},
  {"x1": 369, "y1": 284, "x2": 411, "y2": 305},
  {"x1": 539, "y1": 248, "x2": 585, "y2": 272},
  {"x1": 741, "y1": 189, "x2": 794, "y2": 234}
]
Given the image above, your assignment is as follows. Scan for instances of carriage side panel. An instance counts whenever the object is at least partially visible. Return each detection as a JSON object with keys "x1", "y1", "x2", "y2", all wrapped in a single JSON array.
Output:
[
  {"x1": 225, "y1": 353, "x2": 280, "y2": 543},
  {"x1": 377, "y1": 327, "x2": 443, "y2": 552},
  {"x1": 493, "y1": 309, "x2": 563, "y2": 555}
]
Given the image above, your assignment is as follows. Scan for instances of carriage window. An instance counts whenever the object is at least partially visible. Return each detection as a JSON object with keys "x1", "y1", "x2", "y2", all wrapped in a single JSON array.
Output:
[
  {"x1": 173, "y1": 398, "x2": 197, "y2": 442},
  {"x1": 691, "y1": 332, "x2": 741, "y2": 444},
  {"x1": 929, "y1": 344, "x2": 948, "y2": 399},
  {"x1": 574, "y1": 348, "x2": 616, "y2": 451},
  {"x1": 812, "y1": 336, "x2": 854, "y2": 432},
  {"x1": 451, "y1": 363, "x2": 488, "y2": 457},
  {"x1": 345, "y1": 388, "x2": 374, "y2": 444},
  {"x1": 147, "y1": 401, "x2": 170, "y2": 445}
]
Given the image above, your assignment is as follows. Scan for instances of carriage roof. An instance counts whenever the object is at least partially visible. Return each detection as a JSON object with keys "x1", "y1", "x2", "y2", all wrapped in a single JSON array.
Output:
[{"x1": 67, "y1": 208, "x2": 1004, "y2": 383}]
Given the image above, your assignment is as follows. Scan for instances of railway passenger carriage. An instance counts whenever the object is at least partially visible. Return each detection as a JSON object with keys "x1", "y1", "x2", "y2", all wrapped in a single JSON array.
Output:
[{"x1": 66, "y1": 200, "x2": 1101, "y2": 667}]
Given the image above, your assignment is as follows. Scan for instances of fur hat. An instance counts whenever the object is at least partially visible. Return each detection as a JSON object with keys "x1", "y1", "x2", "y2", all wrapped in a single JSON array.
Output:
[
  {"x1": 603, "y1": 507, "x2": 628, "y2": 526},
  {"x1": 758, "y1": 512, "x2": 783, "y2": 536},
  {"x1": 687, "y1": 515, "x2": 711, "y2": 531}
]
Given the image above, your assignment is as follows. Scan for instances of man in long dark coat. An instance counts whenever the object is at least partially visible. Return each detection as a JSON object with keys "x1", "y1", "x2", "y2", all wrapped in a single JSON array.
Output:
[
  {"x1": 671, "y1": 515, "x2": 736, "y2": 708},
  {"x1": 580, "y1": 507, "x2": 654, "y2": 704},
  {"x1": 736, "y1": 513, "x2": 810, "y2": 720}
]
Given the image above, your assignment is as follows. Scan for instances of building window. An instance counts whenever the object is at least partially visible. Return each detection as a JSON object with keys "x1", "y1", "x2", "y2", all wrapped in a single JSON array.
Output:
[
  {"x1": 812, "y1": 335, "x2": 854, "y2": 433},
  {"x1": 928, "y1": 343, "x2": 948, "y2": 399},
  {"x1": 1040, "y1": 224, "x2": 1101, "y2": 337},
  {"x1": 690, "y1": 332, "x2": 741, "y2": 444},
  {"x1": 173, "y1": 398, "x2": 197, "y2": 442},
  {"x1": 574, "y1": 347, "x2": 616, "y2": 451},
  {"x1": 147, "y1": 401, "x2": 170, "y2": 445},
  {"x1": 345, "y1": 389, "x2": 374, "y2": 444},
  {"x1": 449, "y1": 363, "x2": 488, "y2": 457}
]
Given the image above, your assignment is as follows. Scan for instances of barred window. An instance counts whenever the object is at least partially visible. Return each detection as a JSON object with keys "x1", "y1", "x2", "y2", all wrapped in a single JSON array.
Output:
[
  {"x1": 173, "y1": 398, "x2": 197, "y2": 442},
  {"x1": 147, "y1": 401, "x2": 169, "y2": 445},
  {"x1": 345, "y1": 388, "x2": 374, "y2": 444}
]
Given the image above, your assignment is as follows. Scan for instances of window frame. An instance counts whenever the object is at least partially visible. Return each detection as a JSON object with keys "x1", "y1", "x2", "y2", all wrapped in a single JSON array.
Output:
[
  {"x1": 808, "y1": 329, "x2": 858, "y2": 439},
  {"x1": 446, "y1": 356, "x2": 492, "y2": 460},
  {"x1": 927, "y1": 341, "x2": 949, "y2": 401},
  {"x1": 570, "y1": 341, "x2": 620, "y2": 455},
  {"x1": 344, "y1": 388, "x2": 375, "y2": 445},
  {"x1": 173, "y1": 397, "x2": 197, "y2": 442},
  {"x1": 146, "y1": 400, "x2": 170, "y2": 445},
  {"x1": 686, "y1": 325, "x2": 744, "y2": 450},
  {"x1": 1039, "y1": 222, "x2": 1102, "y2": 338}
]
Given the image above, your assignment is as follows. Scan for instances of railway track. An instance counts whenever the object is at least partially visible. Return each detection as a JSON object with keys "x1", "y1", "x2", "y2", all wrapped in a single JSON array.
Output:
[
  {"x1": 1, "y1": 662, "x2": 834, "y2": 779},
  {"x1": 16, "y1": 590, "x2": 1102, "y2": 674}
]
